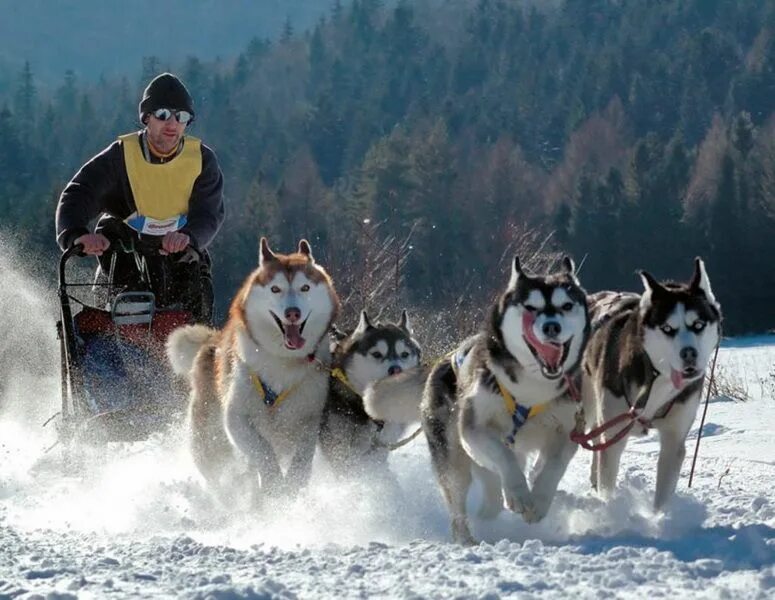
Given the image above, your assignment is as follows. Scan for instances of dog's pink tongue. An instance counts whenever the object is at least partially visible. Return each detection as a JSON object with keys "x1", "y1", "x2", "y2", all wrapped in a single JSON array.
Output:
[
  {"x1": 284, "y1": 324, "x2": 306, "y2": 350},
  {"x1": 522, "y1": 313, "x2": 562, "y2": 369},
  {"x1": 670, "y1": 368, "x2": 684, "y2": 390},
  {"x1": 534, "y1": 339, "x2": 562, "y2": 369}
]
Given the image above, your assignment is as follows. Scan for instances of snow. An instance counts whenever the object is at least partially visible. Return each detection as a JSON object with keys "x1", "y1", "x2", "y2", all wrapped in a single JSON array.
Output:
[{"x1": 1, "y1": 255, "x2": 774, "y2": 598}]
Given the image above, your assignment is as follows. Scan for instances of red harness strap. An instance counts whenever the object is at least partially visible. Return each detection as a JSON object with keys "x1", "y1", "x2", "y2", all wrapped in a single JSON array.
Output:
[
  {"x1": 563, "y1": 373, "x2": 632, "y2": 450},
  {"x1": 570, "y1": 409, "x2": 637, "y2": 451},
  {"x1": 564, "y1": 372, "x2": 676, "y2": 452}
]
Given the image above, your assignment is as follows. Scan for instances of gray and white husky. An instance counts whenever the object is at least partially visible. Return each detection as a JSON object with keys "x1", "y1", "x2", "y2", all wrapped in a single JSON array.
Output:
[
  {"x1": 319, "y1": 310, "x2": 425, "y2": 475},
  {"x1": 583, "y1": 257, "x2": 721, "y2": 510},
  {"x1": 421, "y1": 256, "x2": 590, "y2": 544}
]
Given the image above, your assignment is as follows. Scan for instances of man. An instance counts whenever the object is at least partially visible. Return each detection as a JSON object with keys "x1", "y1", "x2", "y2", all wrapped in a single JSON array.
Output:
[{"x1": 55, "y1": 72, "x2": 225, "y2": 323}]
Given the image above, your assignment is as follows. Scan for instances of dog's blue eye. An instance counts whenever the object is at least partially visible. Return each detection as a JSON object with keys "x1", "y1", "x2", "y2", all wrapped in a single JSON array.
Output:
[
  {"x1": 660, "y1": 324, "x2": 676, "y2": 335},
  {"x1": 270, "y1": 285, "x2": 281, "y2": 293},
  {"x1": 691, "y1": 321, "x2": 705, "y2": 332},
  {"x1": 371, "y1": 351, "x2": 383, "y2": 359},
  {"x1": 300, "y1": 284, "x2": 310, "y2": 292},
  {"x1": 562, "y1": 302, "x2": 573, "y2": 311}
]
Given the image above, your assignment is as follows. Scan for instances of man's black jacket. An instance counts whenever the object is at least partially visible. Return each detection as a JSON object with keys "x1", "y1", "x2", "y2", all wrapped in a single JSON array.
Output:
[{"x1": 55, "y1": 131, "x2": 225, "y2": 252}]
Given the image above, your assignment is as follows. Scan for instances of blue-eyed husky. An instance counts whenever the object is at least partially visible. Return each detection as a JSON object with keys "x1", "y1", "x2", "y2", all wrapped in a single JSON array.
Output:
[
  {"x1": 583, "y1": 257, "x2": 721, "y2": 510},
  {"x1": 320, "y1": 310, "x2": 425, "y2": 475},
  {"x1": 421, "y1": 256, "x2": 590, "y2": 544}
]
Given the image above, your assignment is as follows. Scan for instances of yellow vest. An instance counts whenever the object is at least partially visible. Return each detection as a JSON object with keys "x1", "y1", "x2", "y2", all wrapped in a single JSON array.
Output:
[{"x1": 119, "y1": 133, "x2": 202, "y2": 221}]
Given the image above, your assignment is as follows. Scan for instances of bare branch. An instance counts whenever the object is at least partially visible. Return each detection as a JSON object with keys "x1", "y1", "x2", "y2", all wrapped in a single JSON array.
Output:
[{"x1": 327, "y1": 218, "x2": 416, "y2": 328}]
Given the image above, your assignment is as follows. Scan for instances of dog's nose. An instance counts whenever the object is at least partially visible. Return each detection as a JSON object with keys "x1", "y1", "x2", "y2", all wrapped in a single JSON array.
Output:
[
  {"x1": 285, "y1": 307, "x2": 302, "y2": 323},
  {"x1": 542, "y1": 321, "x2": 562, "y2": 339},
  {"x1": 388, "y1": 365, "x2": 402, "y2": 376},
  {"x1": 680, "y1": 346, "x2": 698, "y2": 365}
]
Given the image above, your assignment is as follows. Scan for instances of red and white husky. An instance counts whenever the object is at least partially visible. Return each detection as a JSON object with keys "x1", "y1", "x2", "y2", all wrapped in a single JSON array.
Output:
[{"x1": 167, "y1": 238, "x2": 340, "y2": 503}]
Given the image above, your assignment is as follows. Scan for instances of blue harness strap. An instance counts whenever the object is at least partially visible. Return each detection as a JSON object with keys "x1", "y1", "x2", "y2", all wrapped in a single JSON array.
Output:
[
  {"x1": 496, "y1": 378, "x2": 549, "y2": 447},
  {"x1": 260, "y1": 377, "x2": 280, "y2": 407},
  {"x1": 505, "y1": 404, "x2": 533, "y2": 445},
  {"x1": 250, "y1": 372, "x2": 282, "y2": 408},
  {"x1": 451, "y1": 343, "x2": 546, "y2": 446}
]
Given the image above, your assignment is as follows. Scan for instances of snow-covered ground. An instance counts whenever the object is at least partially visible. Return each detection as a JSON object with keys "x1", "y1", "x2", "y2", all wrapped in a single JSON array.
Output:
[{"x1": 0, "y1": 253, "x2": 773, "y2": 599}]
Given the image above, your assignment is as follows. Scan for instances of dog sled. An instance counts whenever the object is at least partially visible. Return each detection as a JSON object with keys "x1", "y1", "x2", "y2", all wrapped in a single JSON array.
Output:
[{"x1": 54, "y1": 239, "x2": 202, "y2": 445}]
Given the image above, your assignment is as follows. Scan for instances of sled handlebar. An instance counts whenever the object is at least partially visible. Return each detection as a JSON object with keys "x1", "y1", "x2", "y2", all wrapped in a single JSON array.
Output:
[
  {"x1": 59, "y1": 243, "x2": 85, "y2": 289},
  {"x1": 59, "y1": 240, "x2": 203, "y2": 289}
]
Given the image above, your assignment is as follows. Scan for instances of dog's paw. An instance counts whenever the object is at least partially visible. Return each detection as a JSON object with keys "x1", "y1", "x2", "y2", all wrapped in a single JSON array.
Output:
[
  {"x1": 522, "y1": 494, "x2": 551, "y2": 523},
  {"x1": 502, "y1": 485, "x2": 534, "y2": 517},
  {"x1": 503, "y1": 487, "x2": 551, "y2": 523},
  {"x1": 521, "y1": 505, "x2": 541, "y2": 523},
  {"x1": 523, "y1": 492, "x2": 552, "y2": 523},
  {"x1": 452, "y1": 518, "x2": 477, "y2": 546}
]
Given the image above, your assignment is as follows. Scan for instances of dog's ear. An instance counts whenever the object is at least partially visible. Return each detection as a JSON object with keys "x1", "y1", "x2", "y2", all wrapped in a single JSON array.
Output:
[
  {"x1": 638, "y1": 269, "x2": 664, "y2": 312},
  {"x1": 259, "y1": 237, "x2": 276, "y2": 266},
  {"x1": 508, "y1": 256, "x2": 524, "y2": 289},
  {"x1": 560, "y1": 255, "x2": 581, "y2": 285},
  {"x1": 689, "y1": 257, "x2": 719, "y2": 308},
  {"x1": 354, "y1": 310, "x2": 372, "y2": 335},
  {"x1": 398, "y1": 309, "x2": 412, "y2": 333},
  {"x1": 298, "y1": 239, "x2": 314, "y2": 262},
  {"x1": 638, "y1": 269, "x2": 662, "y2": 294}
]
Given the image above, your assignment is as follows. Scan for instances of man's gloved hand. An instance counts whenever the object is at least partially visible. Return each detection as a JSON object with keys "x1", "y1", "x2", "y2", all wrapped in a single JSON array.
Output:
[
  {"x1": 74, "y1": 233, "x2": 111, "y2": 256},
  {"x1": 161, "y1": 231, "x2": 190, "y2": 255}
]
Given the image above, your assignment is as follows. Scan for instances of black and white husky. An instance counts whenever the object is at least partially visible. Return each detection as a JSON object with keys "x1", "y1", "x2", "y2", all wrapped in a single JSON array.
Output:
[
  {"x1": 421, "y1": 257, "x2": 590, "y2": 544},
  {"x1": 583, "y1": 257, "x2": 721, "y2": 510},
  {"x1": 319, "y1": 310, "x2": 425, "y2": 475}
]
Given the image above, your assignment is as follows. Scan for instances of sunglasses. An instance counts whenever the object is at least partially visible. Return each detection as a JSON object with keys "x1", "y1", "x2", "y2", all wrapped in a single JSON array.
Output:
[{"x1": 151, "y1": 108, "x2": 194, "y2": 125}]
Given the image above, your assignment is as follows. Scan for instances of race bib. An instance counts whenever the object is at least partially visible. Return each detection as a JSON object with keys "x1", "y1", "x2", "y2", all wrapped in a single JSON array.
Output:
[{"x1": 125, "y1": 212, "x2": 187, "y2": 236}]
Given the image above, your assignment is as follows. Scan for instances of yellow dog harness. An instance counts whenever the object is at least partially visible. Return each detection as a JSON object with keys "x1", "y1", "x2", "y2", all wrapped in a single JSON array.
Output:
[{"x1": 452, "y1": 347, "x2": 549, "y2": 446}]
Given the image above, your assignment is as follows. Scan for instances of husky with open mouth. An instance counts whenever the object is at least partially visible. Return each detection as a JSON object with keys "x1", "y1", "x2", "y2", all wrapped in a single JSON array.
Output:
[
  {"x1": 582, "y1": 258, "x2": 721, "y2": 510},
  {"x1": 320, "y1": 310, "x2": 425, "y2": 476},
  {"x1": 421, "y1": 256, "x2": 589, "y2": 543},
  {"x1": 166, "y1": 238, "x2": 339, "y2": 504}
]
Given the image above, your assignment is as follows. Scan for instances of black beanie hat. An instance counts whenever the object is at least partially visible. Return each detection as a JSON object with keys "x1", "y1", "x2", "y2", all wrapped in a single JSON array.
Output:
[{"x1": 138, "y1": 73, "x2": 195, "y2": 123}]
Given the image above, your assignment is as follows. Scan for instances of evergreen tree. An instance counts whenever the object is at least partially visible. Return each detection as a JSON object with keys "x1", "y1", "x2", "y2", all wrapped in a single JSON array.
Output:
[
  {"x1": 55, "y1": 70, "x2": 78, "y2": 114},
  {"x1": 183, "y1": 57, "x2": 207, "y2": 110},
  {"x1": 404, "y1": 121, "x2": 458, "y2": 299},
  {"x1": 281, "y1": 17, "x2": 294, "y2": 42},
  {"x1": 707, "y1": 154, "x2": 740, "y2": 321},
  {"x1": 13, "y1": 61, "x2": 36, "y2": 128},
  {"x1": 331, "y1": 0, "x2": 343, "y2": 22},
  {"x1": 141, "y1": 56, "x2": 161, "y2": 84},
  {"x1": 0, "y1": 106, "x2": 24, "y2": 216},
  {"x1": 732, "y1": 111, "x2": 755, "y2": 159}
]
